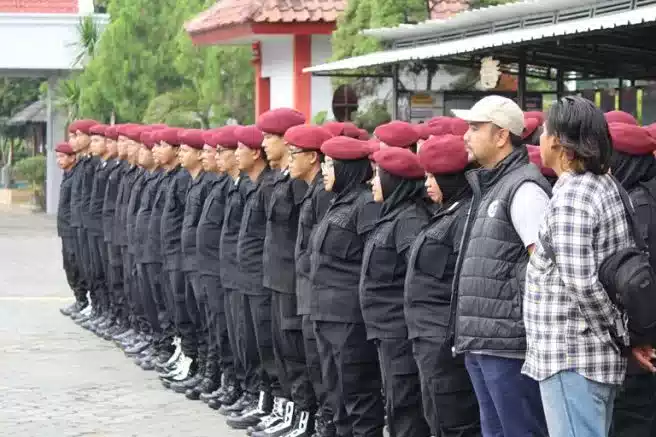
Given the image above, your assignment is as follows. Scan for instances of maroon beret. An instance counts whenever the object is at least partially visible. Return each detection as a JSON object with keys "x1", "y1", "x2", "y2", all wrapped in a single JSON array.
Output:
[
  {"x1": 55, "y1": 142, "x2": 75, "y2": 155},
  {"x1": 256, "y1": 108, "x2": 306, "y2": 136},
  {"x1": 609, "y1": 122, "x2": 656, "y2": 155},
  {"x1": 140, "y1": 131, "x2": 158, "y2": 149},
  {"x1": 426, "y1": 117, "x2": 453, "y2": 135},
  {"x1": 414, "y1": 124, "x2": 431, "y2": 141},
  {"x1": 178, "y1": 129, "x2": 206, "y2": 150},
  {"x1": 605, "y1": 110, "x2": 638, "y2": 126},
  {"x1": 374, "y1": 121, "x2": 420, "y2": 148},
  {"x1": 215, "y1": 125, "x2": 239, "y2": 149},
  {"x1": 116, "y1": 124, "x2": 139, "y2": 138},
  {"x1": 357, "y1": 129, "x2": 370, "y2": 140},
  {"x1": 105, "y1": 125, "x2": 119, "y2": 140},
  {"x1": 522, "y1": 117, "x2": 541, "y2": 140},
  {"x1": 368, "y1": 138, "x2": 381, "y2": 154},
  {"x1": 88, "y1": 124, "x2": 108, "y2": 136},
  {"x1": 372, "y1": 147, "x2": 424, "y2": 180},
  {"x1": 526, "y1": 145, "x2": 556, "y2": 177},
  {"x1": 68, "y1": 119, "x2": 99, "y2": 134},
  {"x1": 322, "y1": 121, "x2": 361, "y2": 139},
  {"x1": 149, "y1": 124, "x2": 168, "y2": 130},
  {"x1": 235, "y1": 125, "x2": 264, "y2": 149},
  {"x1": 124, "y1": 126, "x2": 146, "y2": 142},
  {"x1": 418, "y1": 134, "x2": 469, "y2": 175},
  {"x1": 202, "y1": 129, "x2": 220, "y2": 148},
  {"x1": 321, "y1": 136, "x2": 372, "y2": 160},
  {"x1": 154, "y1": 128, "x2": 182, "y2": 146},
  {"x1": 523, "y1": 111, "x2": 544, "y2": 125},
  {"x1": 284, "y1": 125, "x2": 334, "y2": 151}
]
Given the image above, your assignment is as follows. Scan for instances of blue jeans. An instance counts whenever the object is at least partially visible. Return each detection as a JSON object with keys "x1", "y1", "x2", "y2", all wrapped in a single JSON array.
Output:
[
  {"x1": 465, "y1": 353, "x2": 547, "y2": 437},
  {"x1": 540, "y1": 370, "x2": 618, "y2": 437}
]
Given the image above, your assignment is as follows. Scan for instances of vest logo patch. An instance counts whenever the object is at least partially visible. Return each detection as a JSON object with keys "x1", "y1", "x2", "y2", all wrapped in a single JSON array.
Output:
[{"x1": 487, "y1": 200, "x2": 500, "y2": 218}]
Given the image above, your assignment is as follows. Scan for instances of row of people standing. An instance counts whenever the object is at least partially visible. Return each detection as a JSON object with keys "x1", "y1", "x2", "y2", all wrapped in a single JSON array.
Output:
[{"x1": 55, "y1": 95, "x2": 656, "y2": 437}]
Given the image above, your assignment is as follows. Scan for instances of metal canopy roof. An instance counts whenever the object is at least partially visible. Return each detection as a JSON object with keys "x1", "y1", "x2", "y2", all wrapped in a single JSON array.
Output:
[{"x1": 304, "y1": 0, "x2": 656, "y2": 79}]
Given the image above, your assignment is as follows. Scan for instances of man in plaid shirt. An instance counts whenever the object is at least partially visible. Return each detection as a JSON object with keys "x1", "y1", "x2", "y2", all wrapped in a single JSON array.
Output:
[{"x1": 524, "y1": 96, "x2": 632, "y2": 437}]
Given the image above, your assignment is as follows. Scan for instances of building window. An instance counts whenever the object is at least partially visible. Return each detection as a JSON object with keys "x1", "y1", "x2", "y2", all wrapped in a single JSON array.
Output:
[{"x1": 332, "y1": 85, "x2": 359, "y2": 122}]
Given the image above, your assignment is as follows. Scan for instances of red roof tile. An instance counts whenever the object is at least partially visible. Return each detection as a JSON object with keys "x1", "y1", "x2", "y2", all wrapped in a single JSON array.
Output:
[
  {"x1": 0, "y1": 0, "x2": 77, "y2": 13},
  {"x1": 428, "y1": 0, "x2": 469, "y2": 19},
  {"x1": 186, "y1": 0, "x2": 345, "y2": 34}
]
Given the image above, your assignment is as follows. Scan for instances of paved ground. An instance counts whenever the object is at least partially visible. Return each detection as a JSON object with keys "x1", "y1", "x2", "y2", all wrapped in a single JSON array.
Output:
[{"x1": 0, "y1": 208, "x2": 243, "y2": 437}]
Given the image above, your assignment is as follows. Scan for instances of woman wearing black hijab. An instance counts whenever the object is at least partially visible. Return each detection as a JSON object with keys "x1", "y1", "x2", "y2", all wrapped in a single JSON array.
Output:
[
  {"x1": 405, "y1": 134, "x2": 481, "y2": 437},
  {"x1": 359, "y1": 147, "x2": 432, "y2": 437},
  {"x1": 608, "y1": 122, "x2": 656, "y2": 437},
  {"x1": 310, "y1": 136, "x2": 384, "y2": 437}
]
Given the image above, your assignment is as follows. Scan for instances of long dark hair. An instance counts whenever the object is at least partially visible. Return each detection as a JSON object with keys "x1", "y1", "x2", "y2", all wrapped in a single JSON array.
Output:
[{"x1": 545, "y1": 96, "x2": 612, "y2": 175}]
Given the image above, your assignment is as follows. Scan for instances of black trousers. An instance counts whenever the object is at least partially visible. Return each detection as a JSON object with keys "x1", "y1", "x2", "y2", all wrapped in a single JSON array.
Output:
[
  {"x1": 314, "y1": 321, "x2": 385, "y2": 437},
  {"x1": 155, "y1": 267, "x2": 176, "y2": 343},
  {"x1": 302, "y1": 315, "x2": 332, "y2": 418},
  {"x1": 245, "y1": 293, "x2": 282, "y2": 396},
  {"x1": 376, "y1": 338, "x2": 430, "y2": 437},
  {"x1": 61, "y1": 236, "x2": 86, "y2": 302},
  {"x1": 238, "y1": 292, "x2": 265, "y2": 394},
  {"x1": 137, "y1": 263, "x2": 164, "y2": 336},
  {"x1": 225, "y1": 288, "x2": 247, "y2": 389},
  {"x1": 124, "y1": 252, "x2": 149, "y2": 332},
  {"x1": 75, "y1": 227, "x2": 91, "y2": 297},
  {"x1": 121, "y1": 246, "x2": 136, "y2": 328},
  {"x1": 202, "y1": 275, "x2": 235, "y2": 381},
  {"x1": 272, "y1": 292, "x2": 316, "y2": 410},
  {"x1": 177, "y1": 272, "x2": 208, "y2": 362},
  {"x1": 412, "y1": 336, "x2": 481, "y2": 437},
  {"x1": 169, "y1": 270, "x2": 194, "y2": 357},
  {"x1": 107, "y1": 243, "x2": 125, "y2": 323},
  {"x1": 88, "y1": 234, "x2": 109, "y2": 314},
  {"x1": 611, "y1": 372, "x2": 656, "y2": 437}
]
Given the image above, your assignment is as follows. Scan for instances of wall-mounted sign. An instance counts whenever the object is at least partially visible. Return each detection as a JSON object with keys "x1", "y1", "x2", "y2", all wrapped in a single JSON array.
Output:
[{"x1": 480, "y1": 57, "x2": 501, "y2": 90}]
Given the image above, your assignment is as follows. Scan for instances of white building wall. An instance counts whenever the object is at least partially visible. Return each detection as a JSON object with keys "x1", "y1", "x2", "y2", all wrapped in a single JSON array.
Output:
[
  {"x1": 261, "y1": 37, "x2": 294, "y2": 110},
  {"x1": 310, "y1": 35, "x2": 334, "y2": 121}
]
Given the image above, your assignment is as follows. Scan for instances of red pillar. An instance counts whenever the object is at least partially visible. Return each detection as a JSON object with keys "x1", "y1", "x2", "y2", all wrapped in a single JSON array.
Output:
[
  {"x1": 252, "y1": 42, "x2": 270, "y2": 119},
  {"x1": 293, "y1": 35, "x2": 312, "y2": 121}
]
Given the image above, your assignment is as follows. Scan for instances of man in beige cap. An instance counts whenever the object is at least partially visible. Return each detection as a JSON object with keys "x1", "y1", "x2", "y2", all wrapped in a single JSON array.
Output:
[{"x1": 450, "y1": 95, "x2": 551, "y2": 437}]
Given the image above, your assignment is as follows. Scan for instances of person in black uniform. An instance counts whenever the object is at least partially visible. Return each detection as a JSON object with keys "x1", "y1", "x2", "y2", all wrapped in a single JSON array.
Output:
[
  {"x1": 110, "y1": 124, "x2": 143, "y2": 344},
  {"x1": 167, "y1": 129, "x2": 217, "y2": 395},
  {"x1": 406, "y1": 134, "x2": 481, "y2": 437},
  {"x1": 287, "y1": 124, "x2": 336, "y2": 437},
  {"x1": 122, "y1": 127, "x2": 153, "y2": 356},
  {"x1": 360, "y1": 147, "x2": 432, "y2": 437},
  {"x1": 310, "y1": 136, "x2": 384, "y2": 437},
  {"x1": 226, "y1": 125, "x2": 277, "y2": 429},
  {"x1": 608, "y1": 121, "x2": 656, "y2": 437},
  {"x1": 187, "y1": 129, "x2": 228, "y2": 401},
  {"x1": 212, "y1": 126, "x2": 249, "y2": 412},
  {"x1": 57, "y1": 142, "x2": 85, "y2": 316},
  {"x1": 80, "y1": 124, "x2": 114, "y2": 334},
  {"x1": 148, "y1": 128, "x2": 186, "y2": 373},
  {"x1": 132, "y1": 129, "x2": 168, "y2": 370},
  {"x1": 100, "y1": 125, "x2": 130, "y2": 340},
  {"x1": 253, "y1": 108, "x2": 311, "y2": 437},
  {"x1": 69, "y1": 119, "x2": 100, "y2": 325}
]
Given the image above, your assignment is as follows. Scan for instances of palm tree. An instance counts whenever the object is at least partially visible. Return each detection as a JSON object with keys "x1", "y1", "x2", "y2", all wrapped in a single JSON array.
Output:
[{"x1": 71, "y1": 15, "x2": 100, "y2": 68}]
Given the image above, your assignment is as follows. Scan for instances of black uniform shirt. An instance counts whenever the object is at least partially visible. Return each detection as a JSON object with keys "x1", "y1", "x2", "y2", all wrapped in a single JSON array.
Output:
[
  {"x1": 113, "y1": 164, "x2": 139, "y2": 247},
  {"x1": 359, "y1": 202, "x2": 430, "y2": 340},
  {"x1": 309, "y1": 187, "x2": 380, "y2": 323},
  {"x1": 69, "y1": 159, "x2": 84, "y2": 228},
  {"x1": 181, "y1": 171, "x2": 218, "y2": 272},
  {"x1": 146, "y1": 166, "x2": 181, "y2": 264},
  {"x1": 87, "y1": 159, "x2": 113, "y2": 236},
  {"x1": 102, "y1": 160, "x2": 125, "y2": 243},
  {"x1": 80, "y1": 156, "x2": 98, "y2": 229},
  {"x1": 404, "y1": 199, "x2": 470, "y2": 340},
  {"x1": 237, "y1": 167, "x2": 276, "y2": 295},
  {"x1": 57, "y1": 168, "x2": 75, "y2": 238},
  {"x1": 295, "y1": 173, "x2": 334, "y2": 315},
  {"x1": 161, "y1": 168, "x2": 191, "y2": 271},
  {"x1": 263, "y1": 170, "x2": 307, "y2": 294},
  {"x1": 134, "y1": 169, "x2": 164, "y2": 264},
  {"x1": 197, "y1": 174, "x2": 230, "y2": 277},
  {"x1": 126, "y1": 168, "x2": 147, "y2": 255},
  {"x1": 220, "y1": 176, "x2": 249, "y2": 290}
]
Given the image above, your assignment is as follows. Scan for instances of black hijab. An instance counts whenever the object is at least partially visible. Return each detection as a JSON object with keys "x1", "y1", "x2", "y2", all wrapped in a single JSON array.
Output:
[
  {"x1": 332, "y1": 158, "x2": 373, "y2": 197},
  {"x1": 610, "y1": 150, "x2": 656, "y2": 191},
  {"x1": 379, "y1": 169, "x2": 427, "y2": 217}
]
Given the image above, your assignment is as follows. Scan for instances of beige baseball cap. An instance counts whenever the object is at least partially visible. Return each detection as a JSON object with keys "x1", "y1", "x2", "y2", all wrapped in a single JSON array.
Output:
[{"x1": 452, "y1": 95, "x2": 525, "y2": 137}]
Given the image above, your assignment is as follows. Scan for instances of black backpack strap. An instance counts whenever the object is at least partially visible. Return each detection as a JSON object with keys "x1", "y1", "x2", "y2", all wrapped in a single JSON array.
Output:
[{"x1": 610, "y1": 175, "x2": 648, "y2": 252}]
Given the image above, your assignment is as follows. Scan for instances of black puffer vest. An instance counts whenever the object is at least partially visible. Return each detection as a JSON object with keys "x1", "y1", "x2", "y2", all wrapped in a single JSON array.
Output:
[{"x1": 453, "y1": 147, "x2": 552, "y2": 354}]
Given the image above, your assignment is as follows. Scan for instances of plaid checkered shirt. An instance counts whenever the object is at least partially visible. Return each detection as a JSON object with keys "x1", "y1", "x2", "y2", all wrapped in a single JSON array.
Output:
[{"x1": 522, "y1": 171, "x2": 630, "y2": 385}]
